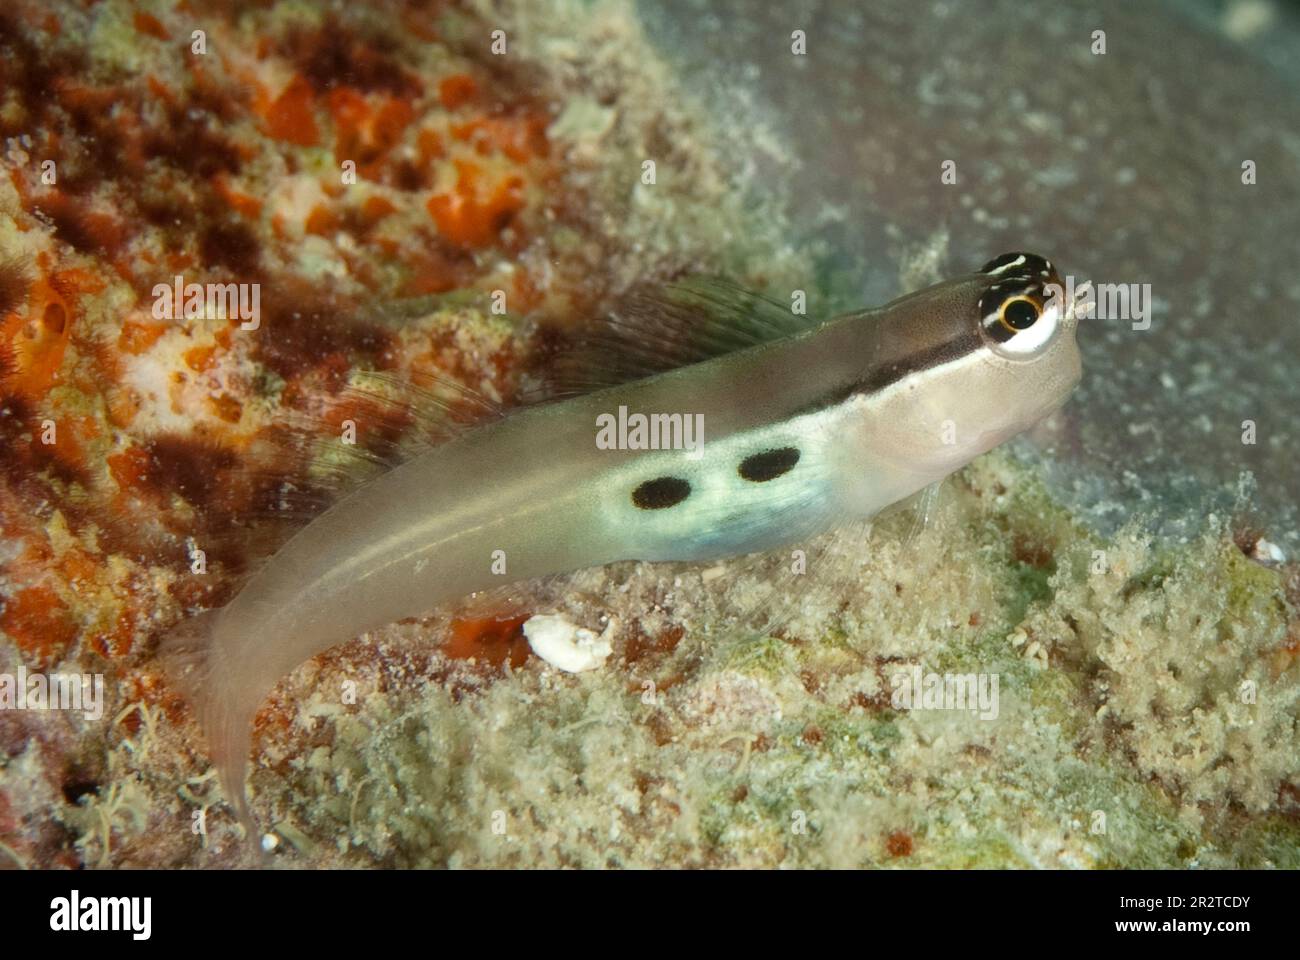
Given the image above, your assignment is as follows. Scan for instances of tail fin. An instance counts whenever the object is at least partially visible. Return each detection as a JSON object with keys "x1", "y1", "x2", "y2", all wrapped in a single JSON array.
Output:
[{"x1": 159, "y1": 608, "x2": 259, "y2": 841}]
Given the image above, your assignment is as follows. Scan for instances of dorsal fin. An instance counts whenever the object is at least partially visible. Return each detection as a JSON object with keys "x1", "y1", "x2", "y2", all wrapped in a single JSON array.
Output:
[
  {"x1": 264, "y1": 368, "x2": 504, "y2": 508},
  {"x1": 182, "y1": 370, "x2": 505, "y2": 595},
  {"x1": 530, "y1": 277, "x2": 819, "y2": 401}
]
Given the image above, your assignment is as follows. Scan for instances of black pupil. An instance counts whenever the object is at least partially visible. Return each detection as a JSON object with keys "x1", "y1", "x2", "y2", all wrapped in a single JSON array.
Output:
[{"x1": 1004, "y1": 299, "x2": 1038, "y2": 330}]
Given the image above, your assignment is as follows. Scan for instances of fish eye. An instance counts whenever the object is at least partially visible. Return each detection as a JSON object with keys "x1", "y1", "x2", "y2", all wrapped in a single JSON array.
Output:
[
  {"x1": 999, "y1": 295, "x2": 1041, "y2": 333},
  {"x1": 979, "y1": 280, "x2": 1061, "y2": 358}
]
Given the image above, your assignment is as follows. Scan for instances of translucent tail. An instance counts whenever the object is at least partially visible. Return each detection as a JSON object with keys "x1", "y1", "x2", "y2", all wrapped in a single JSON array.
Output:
[{"x1": 159, "y1": 608, "x2": 260, "y2": 842}]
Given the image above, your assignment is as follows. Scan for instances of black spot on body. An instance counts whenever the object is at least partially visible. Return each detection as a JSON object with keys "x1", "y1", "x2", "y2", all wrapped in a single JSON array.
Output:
[
  {"x1": 739, "y1": 447, "x2": 800, "y2": 482},
  {"x1": 632, "y1": 476, "x2": 691, "y2": 510}
]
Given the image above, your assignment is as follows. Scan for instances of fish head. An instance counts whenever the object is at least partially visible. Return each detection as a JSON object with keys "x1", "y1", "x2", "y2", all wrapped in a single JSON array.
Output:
[
  {"x1": 963, "y1": 250, "x2": 1084, "y2": 436},
  {"x1": 856, "y1": 251, "x2": 1085, "y2": 488}
]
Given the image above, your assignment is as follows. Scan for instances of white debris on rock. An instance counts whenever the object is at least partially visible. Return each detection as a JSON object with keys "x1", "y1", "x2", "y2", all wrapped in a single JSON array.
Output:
[
  {"x1": 523, "y1": 614, "x2": 613, "y2": 673},
  {"x1": 1251, "y1": 538, "x2": 1287, "y2": 565}
]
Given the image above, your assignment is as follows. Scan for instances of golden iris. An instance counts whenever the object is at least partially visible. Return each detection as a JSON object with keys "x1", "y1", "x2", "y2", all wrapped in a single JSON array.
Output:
[{"x1": 998, "y1": 295, "x2": 1041, "y2": 334}]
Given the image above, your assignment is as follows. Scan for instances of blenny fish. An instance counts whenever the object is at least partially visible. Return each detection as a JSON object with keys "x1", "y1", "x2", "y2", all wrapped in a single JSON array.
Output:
[{"x1": 164, "y1": 252, "x2": 1084, "y2": 832}]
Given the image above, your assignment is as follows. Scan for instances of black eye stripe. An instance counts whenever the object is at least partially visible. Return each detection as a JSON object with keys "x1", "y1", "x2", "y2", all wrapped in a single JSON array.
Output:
[
  {"x1": 632, "y1": 476, "x2": 691, "y2": 509},
  {"x1": 982, "y1": 317, "x2": 1013, "y2": 342},
  {"x1": 739, "y1": 447, "x2": 800, "y2": 482}
]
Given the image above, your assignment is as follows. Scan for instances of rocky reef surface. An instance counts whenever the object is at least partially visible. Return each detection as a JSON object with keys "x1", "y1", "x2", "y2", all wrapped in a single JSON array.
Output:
[{"x1": 0, "y1": 0, "x2": 1296, "y2": 868}]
